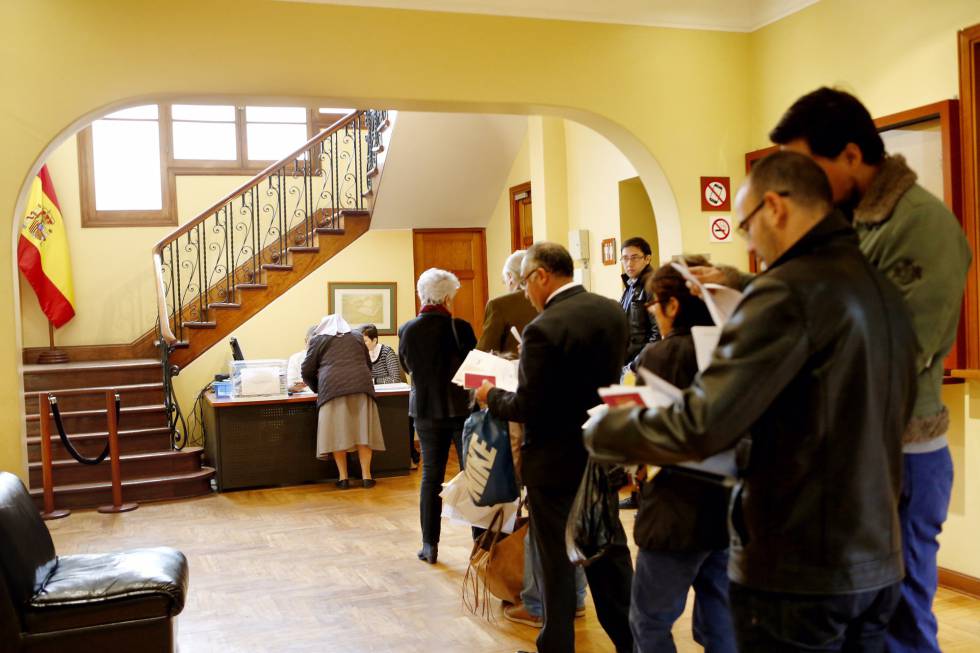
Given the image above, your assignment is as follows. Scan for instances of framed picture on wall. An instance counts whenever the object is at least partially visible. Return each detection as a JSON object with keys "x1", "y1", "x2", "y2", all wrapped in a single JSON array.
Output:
[
  {"x1": 601, "y1": 238, "x2": 617, "y2": 266},
  {"x1": 327, "y1": 282, "x2": 398, "y2": 335}
]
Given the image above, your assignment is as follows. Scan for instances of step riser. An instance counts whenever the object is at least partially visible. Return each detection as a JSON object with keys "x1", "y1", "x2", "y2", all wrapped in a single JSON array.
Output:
[
  {"x1": 24, "y1": 388, "x2": 164, "y2": 415},
  {"x1": 24, "y1": 366, "x2": 162, "y2": 391},
  {"x1": 30, "y1": 475, "x2": 213, "y2": 510},
  {"x1": 29, "y1": 451, "x2": 203, "y2": 487},
  {"x1": 26, "y1": 410, "x2": 168, "y2": 437},
  {"x1": 27, "y1": 431, "x2": 174, "y2": 463}
]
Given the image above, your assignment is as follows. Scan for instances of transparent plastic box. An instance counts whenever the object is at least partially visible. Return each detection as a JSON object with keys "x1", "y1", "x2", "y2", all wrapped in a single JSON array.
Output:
[{"x1": 229, "y1": 359, "x2": 287, "y2": 397}]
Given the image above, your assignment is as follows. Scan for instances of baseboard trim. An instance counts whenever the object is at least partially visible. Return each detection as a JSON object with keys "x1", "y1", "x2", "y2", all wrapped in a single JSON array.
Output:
[{"x1": 938, "y1": 566, "x2": 980, "y2": 599}]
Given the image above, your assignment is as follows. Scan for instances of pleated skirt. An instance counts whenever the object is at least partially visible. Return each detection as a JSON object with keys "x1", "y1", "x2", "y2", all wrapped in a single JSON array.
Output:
[{"x1": 316, "y1": 393, "x2": 386, "y2": 458}]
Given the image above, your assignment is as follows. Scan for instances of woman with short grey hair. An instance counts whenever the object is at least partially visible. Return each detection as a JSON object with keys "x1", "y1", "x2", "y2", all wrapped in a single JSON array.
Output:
[{"x1": 398, "y1": 268, "x2": 476, "y2": 564}]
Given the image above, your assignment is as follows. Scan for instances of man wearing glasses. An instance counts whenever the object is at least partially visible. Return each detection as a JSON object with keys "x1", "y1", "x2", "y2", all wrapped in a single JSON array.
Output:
[
  {"x1": 619, "y1": 237, "x2": 661, "y2": 368},
  {"x1": 586, "y1": 151, "x2": 918, "y2": 651}
]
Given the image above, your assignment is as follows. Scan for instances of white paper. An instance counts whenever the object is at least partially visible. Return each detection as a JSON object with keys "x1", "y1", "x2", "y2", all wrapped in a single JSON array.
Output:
[
  {"x1": 509, "y1": 326, "x2": 522, "y2": 345},
  {"x1": 439, "y1": 471, "x2": 519, "y2": 532},
  {"x1": 670, "y1": 261, "x2": 743, "y2": 327},
  {"x1": 691, "y1": 326, "x2": 723, "y2": 372},
  {"x1": 451, "y1": 349, "x2": 520, "y2": 392},
  {"x1": 239, "y1": 367, "x2": 281, "y2": 396}
]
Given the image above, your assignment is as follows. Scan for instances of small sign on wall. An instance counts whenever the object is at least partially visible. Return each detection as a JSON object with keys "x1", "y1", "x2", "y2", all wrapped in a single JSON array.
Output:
[
  {"x1": 601, "y1": 238, "x2": 617, "y2": 266},
  {"x1": 700, "y1": 177, "x2": 731, "y2": 211},
  {"x1": 708, "y1": 216, "x2": 733, "y2": 243}
]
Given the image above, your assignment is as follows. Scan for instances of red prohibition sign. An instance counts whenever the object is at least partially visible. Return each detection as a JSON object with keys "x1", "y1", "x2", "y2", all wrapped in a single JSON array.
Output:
[{"x1": 711, "y1": 218, "x2": 731, "y2": 240}]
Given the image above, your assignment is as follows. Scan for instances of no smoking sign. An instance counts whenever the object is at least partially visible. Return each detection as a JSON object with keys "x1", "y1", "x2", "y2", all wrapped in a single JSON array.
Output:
[
  {"x1": 700, "y1": 176, "x2": 731, "y2": 211},
  {"x1": 709, "y1": 216, "x2": 733, "y2": 243}
]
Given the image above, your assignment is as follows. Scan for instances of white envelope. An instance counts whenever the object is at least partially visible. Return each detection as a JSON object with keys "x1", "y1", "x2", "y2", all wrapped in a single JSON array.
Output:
[{"x1": 451, "y1": 349, "x2": 520, "y2": 392}]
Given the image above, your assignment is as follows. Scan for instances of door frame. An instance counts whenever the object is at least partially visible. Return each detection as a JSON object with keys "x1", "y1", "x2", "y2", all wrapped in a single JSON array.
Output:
[{"x1": 509, "y1": 181, "x2": 532, "y2": 251}]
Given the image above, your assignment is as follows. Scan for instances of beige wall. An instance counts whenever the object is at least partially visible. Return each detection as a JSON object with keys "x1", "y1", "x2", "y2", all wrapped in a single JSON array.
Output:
[
  {"x1": 485, "y1": 129, "x2": 530, "y2": 299},
  {"x1": 619, "y1": 178, "x2": 659, "y2": 265}
]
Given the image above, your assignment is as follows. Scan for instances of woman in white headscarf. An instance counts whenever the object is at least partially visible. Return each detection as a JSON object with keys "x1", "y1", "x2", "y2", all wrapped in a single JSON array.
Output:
[{"x1": 301, "y1": 314, "x2": 385, "y2": 489}]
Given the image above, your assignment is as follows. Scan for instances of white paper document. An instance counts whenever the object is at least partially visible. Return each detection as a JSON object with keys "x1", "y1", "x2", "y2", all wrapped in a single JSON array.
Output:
[
  {"x1": 691, "y1": 326, "x2": 723, "y2": 372},
  {"x1": 451, "y1": 349, "x2": 520, "y2": 392},
  {"x1": 670, "y1": 261, "x2": 743, "y2": 327}
]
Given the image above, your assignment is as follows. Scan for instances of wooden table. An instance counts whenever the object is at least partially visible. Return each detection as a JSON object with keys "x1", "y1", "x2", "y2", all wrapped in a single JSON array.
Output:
[{"x1": 202, "y1": 384, "x2": 411, "y2": 491}]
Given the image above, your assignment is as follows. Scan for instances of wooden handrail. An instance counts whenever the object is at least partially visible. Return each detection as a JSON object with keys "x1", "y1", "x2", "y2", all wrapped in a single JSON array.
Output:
[{"x1": 150, "y1": 109, "x2": 364, "y2": 344}]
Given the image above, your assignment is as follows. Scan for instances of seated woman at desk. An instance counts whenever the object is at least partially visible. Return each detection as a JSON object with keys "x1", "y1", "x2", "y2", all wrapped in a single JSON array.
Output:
[
  {"x1": 360, "y1": 324, "x2": 404, "y2": 384},
  {"x1": 302, "y1": 314, "x2": 386, "y2": 489},
  {"x1": 287, "y1": 325, "x2": 317, "y2": 392}
]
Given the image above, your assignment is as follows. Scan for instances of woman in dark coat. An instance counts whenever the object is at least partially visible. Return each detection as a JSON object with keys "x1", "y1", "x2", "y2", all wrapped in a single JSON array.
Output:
[
  {"x1": 398, "y1": 268, "x2": 476, "y2": 564},
  {"x1": 301, "y1": 314, "x2": 385, "y2": 489},
  {"x1": 630, "y1": 258, "x2": 736, "y2": 653}
]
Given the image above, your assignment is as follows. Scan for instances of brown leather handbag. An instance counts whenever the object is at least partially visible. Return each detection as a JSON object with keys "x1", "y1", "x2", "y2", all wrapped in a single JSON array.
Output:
[{"x1": 463, "y1": 500, "x2": 528, "y2": 620}]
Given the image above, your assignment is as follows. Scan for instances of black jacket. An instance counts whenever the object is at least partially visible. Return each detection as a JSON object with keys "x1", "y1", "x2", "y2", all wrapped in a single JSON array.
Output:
[
  {"x1": 633, "y1": 330, "x2": 729, "y2": 553},
  {"x1": 621, "y1": 265, "x2": 660, "y2": 364},
  {"x1": 587, "y1": 212, "x2": 918, "y2": 595},
  {"x1": 398, "y1": 311, "x2": 476, "y2": 425},
  {"x1": 487, "y1": 286, "x2": 628, "y2": 490}
]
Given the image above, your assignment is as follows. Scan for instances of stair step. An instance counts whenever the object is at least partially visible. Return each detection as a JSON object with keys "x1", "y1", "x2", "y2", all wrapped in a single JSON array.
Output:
[
  {"x1": 362, "y1": 189, "x2": 373, "y2": 198},
  {"x1": 372, "y1": 144, "x2": 385, "y2": 154},
  {"x1": 367, "y1": 167, "x2": 379, "y2": 178},
  {"x1": 315, "y1": 227, "x2": 345, "y2": 235},
  {"x1": 23, "y1": 359, "x2": 162, "y2": 392},
  {"x1": 261, "y1": 264, "x2": 293, "y2": 272},
  {"x1": 235, "y1": 283, "x2": 267, "y2": 291},
  {"x1": 29, "y1": 467, "x2": 215, "y2": 510},
  {"x1": 25, "y1": 404, "x2": 168, "y2": 437},
  {"x1": 28, "y1": 447, "x2": 204, "y2": 487},
  {"x1": 208, "y1": 302, "x2": 241, "y2": 310},
  {"x1": 184, "y1": 321, "x2": 217, "y2": 329},
  {"x1": 25, "y1": 382, "x2": 165, "y2": 415},
  {"x1": 376, "y1": 118, "x2": 391, "y2": 133},
  {"x1": 26, "y1": 426, "x2": 173, "y2": 462},
  {"x1": 287, "y1": 246, "x2": 319, "y2": 254}
]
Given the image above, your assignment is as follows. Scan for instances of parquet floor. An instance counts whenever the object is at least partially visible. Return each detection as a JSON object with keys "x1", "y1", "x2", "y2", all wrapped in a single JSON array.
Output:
[{"x1": 47, "y1": 462, "x2": 980, "y2": 653}]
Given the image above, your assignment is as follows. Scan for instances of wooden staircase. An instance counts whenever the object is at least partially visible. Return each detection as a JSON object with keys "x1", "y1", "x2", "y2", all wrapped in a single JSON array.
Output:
[
  {"x1": 24, "y1": 359, "x2": 213, "y2": 509},
  {"x1": 23, "y1": 110, "x2": 395, "y2": 509}
]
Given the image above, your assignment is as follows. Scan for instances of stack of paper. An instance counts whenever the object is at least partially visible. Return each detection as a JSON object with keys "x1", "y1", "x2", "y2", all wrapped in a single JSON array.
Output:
[
  {"x1": 451, "y1": 349, "x2": 520, "y2": 392},
  {"x1": 670, "y1": 261, "x2": 745, "y2": 371}
]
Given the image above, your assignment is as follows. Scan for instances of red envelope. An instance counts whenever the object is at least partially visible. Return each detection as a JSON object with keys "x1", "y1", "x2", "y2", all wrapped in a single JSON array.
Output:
[{"x1": 464, "y1": 373, "x2": 496, "y2": 388}]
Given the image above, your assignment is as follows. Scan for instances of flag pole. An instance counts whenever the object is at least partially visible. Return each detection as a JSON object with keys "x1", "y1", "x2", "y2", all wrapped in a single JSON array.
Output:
[{"x1": 37, "y1": 320, "x2": 68, "y2": 365}]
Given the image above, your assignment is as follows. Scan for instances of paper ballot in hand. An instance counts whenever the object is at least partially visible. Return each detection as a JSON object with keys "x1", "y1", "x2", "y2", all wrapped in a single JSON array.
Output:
[
  {"x1": 600, "y1": 367, "x2": 736, "y2": 480},
  {"x1": 451, "y1": 349, "x2": 520, "y2": 392},
  {"x1": 670, "y1": 261, "x2": 744, "y2": 372}
]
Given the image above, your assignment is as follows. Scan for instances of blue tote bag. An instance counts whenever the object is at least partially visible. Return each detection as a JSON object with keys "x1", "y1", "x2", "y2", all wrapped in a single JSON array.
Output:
[{"x1": 461, "y1": 409, "x2": 519, "y2": 507}]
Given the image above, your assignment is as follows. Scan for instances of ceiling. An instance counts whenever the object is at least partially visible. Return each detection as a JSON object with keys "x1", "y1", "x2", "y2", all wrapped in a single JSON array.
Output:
[
  {"x1": 279, "y1": 0, "x2": 819, "y2": 32},
  {"x1": 369, "y1": 112, "x2": 527, "y2": 230}
]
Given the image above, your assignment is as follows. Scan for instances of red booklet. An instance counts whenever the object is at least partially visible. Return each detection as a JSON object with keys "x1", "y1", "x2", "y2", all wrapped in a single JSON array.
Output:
[{"x1": 464, "y1": 372, "x2": 496, "y2": 389}]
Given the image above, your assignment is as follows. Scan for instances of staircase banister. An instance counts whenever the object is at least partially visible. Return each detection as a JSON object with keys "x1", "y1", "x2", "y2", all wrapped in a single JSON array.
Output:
[
  {"x1": 152, "y1": 252, "x2": 178, "y2": 346},
  {"x1": 151, "y1": 109, "x2": 360, "y2": 254}
]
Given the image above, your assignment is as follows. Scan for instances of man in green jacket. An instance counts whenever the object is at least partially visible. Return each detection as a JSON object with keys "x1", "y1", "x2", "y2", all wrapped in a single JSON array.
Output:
[{"x1": 771, "y1": 88, "x2": 970, "y2": 653}]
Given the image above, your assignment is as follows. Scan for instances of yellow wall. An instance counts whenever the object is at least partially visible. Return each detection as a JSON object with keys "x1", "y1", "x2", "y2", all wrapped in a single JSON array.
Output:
[
  {"x1": 485, "y1": 129, "x2": 530, "y2": 298},
  {"x1": 619, "y1": 177, "x2": 660, "y2": 265}
]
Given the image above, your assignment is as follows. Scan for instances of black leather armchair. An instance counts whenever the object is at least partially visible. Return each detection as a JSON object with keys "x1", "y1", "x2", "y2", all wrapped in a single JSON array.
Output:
[{"x1": 0, "y1": 472, "x2": 188, "y2": 652}]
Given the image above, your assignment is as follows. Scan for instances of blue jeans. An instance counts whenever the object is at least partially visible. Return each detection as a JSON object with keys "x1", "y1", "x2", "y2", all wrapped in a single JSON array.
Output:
[
  {"x1": 521, "y1": 526, "x2": 586, "y2": 617},
  {"x1": 887, "y1": 447, "x2": 954, "y2": 653},
  {"x1": 631, "y1": 548, "x2": 736, "y2": 653}
]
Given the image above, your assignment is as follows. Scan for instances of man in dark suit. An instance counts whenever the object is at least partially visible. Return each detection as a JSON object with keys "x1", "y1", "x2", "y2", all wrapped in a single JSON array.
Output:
[
  {"x1": 476, "y1": 243, "x2": 633, "y2": 653},
  {"x1": 476, "y1": 249, "x2": 538, "y2": 356}
]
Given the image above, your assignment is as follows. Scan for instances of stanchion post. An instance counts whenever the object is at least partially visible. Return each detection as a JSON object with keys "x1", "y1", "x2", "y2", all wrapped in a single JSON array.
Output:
[
  {"x1": 98, "y1": 390, "x2": 137, "y2": 514},
  {"x1": 38, "y1": 394, "x2": 69, "y2": 520}
]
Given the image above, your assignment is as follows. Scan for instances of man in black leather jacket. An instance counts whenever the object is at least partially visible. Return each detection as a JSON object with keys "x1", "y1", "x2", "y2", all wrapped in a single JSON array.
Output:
[
  {"x1": 585, "y1": 151, "x2": 919, "y2": 651},
  {"x1": 619, "y1": 237, "x2": 660, "y2": 368}
]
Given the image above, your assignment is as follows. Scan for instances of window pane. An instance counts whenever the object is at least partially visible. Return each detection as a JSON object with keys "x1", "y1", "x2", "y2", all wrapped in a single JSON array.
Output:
[
  {"x1": 91, "y1": 120, "x2": 162, "y2": 210},
  {"x1": 247, "y1": 123, "x2": 308, "y2": 161},
  {"x1": 245, "y1": 106, "x2": 306, "y2": 123},
  {"x1": 318, "y1": 107, "x2": 354, "y2": 114},
  {"x1": 104, "y1": 105, "x2": 158, "y2": 120},
  {"x1": 173, "y1": 121, "x2": 237, "y2": 160},
  {"x1": 172, "y1": 104, "x2": 235, "y2": 121}
]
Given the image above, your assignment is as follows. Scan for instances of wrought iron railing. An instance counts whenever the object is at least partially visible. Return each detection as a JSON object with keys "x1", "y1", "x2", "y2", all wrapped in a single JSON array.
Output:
[{"x1": 152, "y1": 109, "x2": 387, "y2": 347}]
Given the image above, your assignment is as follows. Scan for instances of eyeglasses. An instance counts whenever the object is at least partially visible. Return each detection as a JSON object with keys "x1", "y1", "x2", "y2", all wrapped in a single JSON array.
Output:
[
  {"x1": 519, "y1": 267, "x2": 542, "y2": 290},
  {"x1": 620, "y1": 254, "x2": 647, "y2": 264},
  {"x1": 737, "y1": 191, "x2": 791, "y2": 237}
]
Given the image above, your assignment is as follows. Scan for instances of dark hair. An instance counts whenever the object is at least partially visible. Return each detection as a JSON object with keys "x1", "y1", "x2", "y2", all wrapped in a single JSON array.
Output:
[
  {"x1": 645, "y1": 255, "x2": 713, "y2": 332},
  {"x1": 360, "y1": 324, "x2": 378, "y2": 340},
  {"x1": 769, "y1": 87, "x2": 884, "y2": 165},
  {"x1": 621, "y1": 237, "x2": 651, "y2": 257},
  {"x1": 525, "y1": 242, "x2": 574, "y2": 278},
  {"x1": 749, "y1": 151, "x2": 833, "y2": 213}
]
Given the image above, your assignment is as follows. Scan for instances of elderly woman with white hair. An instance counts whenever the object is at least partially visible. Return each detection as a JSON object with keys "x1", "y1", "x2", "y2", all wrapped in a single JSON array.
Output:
[
  {"x1": 301, "y1": 314, "x2": 385, "y2": 489},
  {"x1": 398, "y1": 268, "x2": 477, "y2": 564}
]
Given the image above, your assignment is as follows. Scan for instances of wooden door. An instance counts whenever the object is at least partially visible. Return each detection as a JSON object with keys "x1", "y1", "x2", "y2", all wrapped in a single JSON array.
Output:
[
  {"x1": 510, "y1": 182, "x2": 533, "y2": 251},
  {"x1": 412, "y1": 229, "x2": 489, "y2": 338}
]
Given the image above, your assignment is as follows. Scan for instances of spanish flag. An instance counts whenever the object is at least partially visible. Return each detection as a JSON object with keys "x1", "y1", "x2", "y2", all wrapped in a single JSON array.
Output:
[{"x1": 18, "y1": 166, "x2": 75, "y2": 327}]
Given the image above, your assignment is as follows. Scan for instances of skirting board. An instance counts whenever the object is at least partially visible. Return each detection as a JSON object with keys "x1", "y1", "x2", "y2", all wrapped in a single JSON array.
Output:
[{"x1": 939, "y1": 567, "x2": 980, "y2": 599}]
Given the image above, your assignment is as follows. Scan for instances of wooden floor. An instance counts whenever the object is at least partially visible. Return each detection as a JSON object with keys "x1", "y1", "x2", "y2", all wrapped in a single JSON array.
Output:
[{"x1": 47, "y1": 465, "x2": 980, "y2": 653}]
